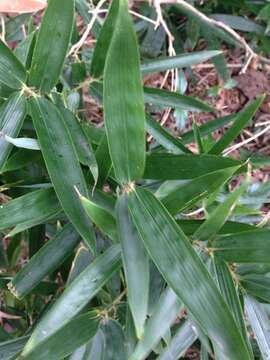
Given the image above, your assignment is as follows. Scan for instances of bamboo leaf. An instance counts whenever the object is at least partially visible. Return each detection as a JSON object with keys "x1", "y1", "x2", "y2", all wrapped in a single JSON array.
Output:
[
  {"x1": 208, "y1": 97, "x2": 264, "y2": 154},
  {"x1": 4, "y1": 135, "x2": 40, "y2": 151},
  {"x1": 0, "y1": 92, "x2": 27, "y2": 171},
  {"x1": 245, "y1": 295, "x2": 270, "y2": 360},
  {"x1": 193, "y1": 178, "x2": 248, "y2": 241},
  {"x1": 21, "y1": 313, "x2": 99, "y2": 360},
  {"x1": 29, "y1": 0, "x2": 74, "y2": 92},
  {"x1": 242, "y1": 275, "x2": 270, "y2": 303},
  {"x1": 140, "y1": 50, "x2": 222, "y2": 73},
  {"x1": 0, "y1": 336, "x2": 29, "y2": 360},
  {"x1": 103, "y1": 0, "x2": 145, "y2": 184},
  {"x1": 214, "y1": 228, "x2": 270, "y2": 263},
  {"x1": 116, "y1": 194, "x2": 149, "y2": 339},
  {"x1": 29, "y1": 97, "x2": 96, "y2": 253},
  {"x1": 177, "y1": 219, "x2": 254, "y2": 236},
  {"x1": 144, "y1": 87, "x2": 213, "y2": 112},
  {"x1": 128, "y1": 188, "x2": 252, "y2": 359},
  {"x1": 101, "y1": 319, "x2": 127, "y2": 360},
  {"x1": 213, "y1": 257, "x2": 252, "y2": 356},
  {"x1": 129, "y1": 288, "x2": 183, "y2": 360},
  {"x1": 181, "y1": 113, "x2": 236, "y2": 144},
  {"x1": 0, "y1": 188, "x2": 61, "y2": 233},
  {"x1": 22, "y1": 245, "x2": 121, "y2": 353},
  {"x1": 144, "y1": 153, "x2": 242, "y2": 180},
  {"x1": 159, "y1": 166, "x2": 240, "y2": 215},
  {"x1": 79, "y1": 193, "x2": 118, "y2": 242},
  {"x1": 8, "y1": 223, "x2": 80, "y2": 299},
  {"x1": 60, "y1": 106, "x2": 98, "y2": 185},
  {"x1": 0, "y1": 40, "x2": 26, "y2": 89},
  {"x1": 90, "y1": 0, "x2": 119, "y2": 81},
  {"x1": 146, "y1": 115, "x2": 190, "y2": 154},
  {"x1": 157, "y1": 321, "x2": 197, "y2": 360}
]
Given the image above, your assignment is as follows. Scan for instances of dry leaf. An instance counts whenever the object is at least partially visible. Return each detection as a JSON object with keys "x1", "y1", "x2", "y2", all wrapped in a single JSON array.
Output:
[{"x1": 0, "y1": 0, "x2": 47, "y2": 13}]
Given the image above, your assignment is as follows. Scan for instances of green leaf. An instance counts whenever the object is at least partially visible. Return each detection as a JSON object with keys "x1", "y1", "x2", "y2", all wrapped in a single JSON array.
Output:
[
  {"x1": 101, "y1": 319, "x2": 127, "y2": 360},
  {"x1": 1, "y1": 148, "x2": 41, "y2": 173},
  {"x1": 159, "y1": 166, "x2": 240, "y2": 215},
  {"x1": 242, "y1": 275, "x2": 270, "y2": 303},
  {"x1": 128, "y1": 188, "x2": 252, "y2": 359},
  {"x1": 129, "y1": 288, "x2": 183, "y2": 360},
  {"x1": 157, "y1": 321, "x2": 197, "y2": 360},
  {"x1": 140, "y1": 50, "x2": 222, "y2": 73},
  {"x1": 79, "y1": 193, "x2": 118, "y2": 242},
  {"x1": 146, "y1": 115, "x2": 190, "y2": 154},
  {"x1": 60, "y1": 106, "x2": 98, "y2": 185},
  {"x1": 213, "y1": 257, "x2": 252, "y2": 356},
  {"x1": 29, "y1": 0, "x2": 75, "y2": 92},
  {"x1": 4, "y1": 136, "x2": 40, "y2": 151},
  {"x1": 193, "y1": 122, "x2": 205, "y2": 153},
  {"x1": 0, "y1": 188, "x2": 61, "y2": 234},
  {"x1": 181, "y1": 113, "x2": 236, "y2": 144},
  {"x1": 193, "y1": 178, "x2": 248, "y2": 242},
  {"x1": 0, "y1": 336, "x2": 29, "y2": 360},
  {"x1": 21, "y1": 313, "x2": 99, "y2": 360},
  {"x1": 0, "y1": 92, "x2": 27, "y2": 171},
  {"x1": 8, "y1": 223, "x2": 80, "y2": 299},
  {"x1": 14, "y1": 31, "x2": 36, "y2": 69},
  {"x1": 211, "y1": 14, "x2": 265, "y2": 34},
  {"x1": 29, "y1": 97, "x2": 96, "y2": 253},
  {"x1": 144, "y1": 87, "x2": 213, "y2": 112},
  {"x1": 0, "y1": 40, "x2": 26, "y2": 89},
  {"x1": 103, "y1": 0, "x2": 145, "y2": 184},
  {"x1": 116, "y1": 194, "x2": 149, "y2": 339},
  {"x1": 90, "y1": 0, "x2": 119, "y2": 81},
  {"x1": 177, "y1": 219, "x2": 254, "y2": 236},
  {"x1": 22, "y1": 245, "x2": 121, "y2": 353},
  {"x1": 214, "y1": 228, "x2": 270, "y2": 263},
  {"x1": 144, "y1": 153, "x2": 242, "y2": 180},
  {"x1": 208, "y1": 97, "x2": 264, "y2": 154},
  {"x1": 245, "y1": 295, "x2": 270, "y2": 360}
]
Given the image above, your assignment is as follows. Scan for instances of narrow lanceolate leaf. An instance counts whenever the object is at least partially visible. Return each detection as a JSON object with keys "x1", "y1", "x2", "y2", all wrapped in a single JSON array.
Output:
[
  {"x1": 0, "y1": 40, "x2": 26, "y2": 89},
  {"x1": 193, "y1": 178, "x2": 248, "y2": 242},
  {"x1": 144, "y1": 153, "x2": 242, "y2": 180},
  {"x1": 0, "y1": 336, "x2": 29, "y2": 360},
  {"x1": 29, "y1": 97, "x2": 96, "y2": 253},
  {"x1": 214, "y1": 229, "x2": 270, "y2": 263},
  {"x1": 116, "y1": 195, "x2": 149, "y2": 339},
  {"x1": 22, "y1": 245, "x2": 121, "y2": 353},
  {"x1": 129, "y1": 288, "x2": 183, "y2": 360},
  {"x1": 79, "y1": 193, "x2": 118, "y2": 242},
  {"x1": 60, "y1": 106, "x2": 98, "y2": 185},
  {"x1": 29, "y1": 0, "x2": 74, "y2": 92},
  {"x1": 0, "y1": 92, "x2": 27, "y2": 171},
  {"x1": 128, "y1": 188, "x2": 251, "y2": 359},
  {"x1": 144, "y1": 87, "x2": 213, "y2": 112},
  {"x1": 103, "y1": 0, "x2": 145, "y2": 184},
  {"x1": 101, "y1": 320, "x2": 127, "y2": 360},
  {"x1": 8, "y1": 223, "x2": 80, "y2": 299},
  {"x1": 90, "y1": 0, "x2": 119, "y2": 80},
  {"x1": 22, "y1": 313, "x2": 99, "y2": 360},
  {"x1": 146, "y1": 115, "x2": 190, "y2": 154},
  {"x1": 4, "y1": 136, "x2": 40, "y2": 151},
  {"x1": 157, "y1": 321, "x2": 198, "y2": 360},
  {"x1": 241, "y1": 275, "x2": 270, "y2": 303},
  {"x1": 0, "y1": 188, "x2": 60, "y2": 233},
  {"x1": 208, "y1": 96, "x2": 264, "y2": 154},
  {"x1": 181, "y1": 113, "x2": 236, "y2": 144},
  {"x1": 213, "y1": 258, "x2": 252, "y2": 356},
  {"x1": 245, "y1": 295, "x2": 270, "y2": 360},
  {"x1": 159, "y1": 166, "x2": 240, "y2": 215},
  {"x1": 140, "y1": 50, "x2": 222, "y2": 73}
]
